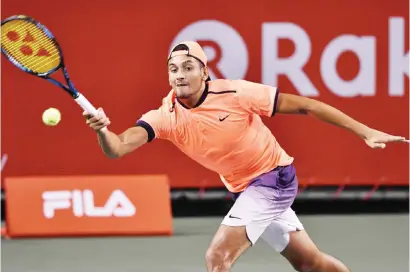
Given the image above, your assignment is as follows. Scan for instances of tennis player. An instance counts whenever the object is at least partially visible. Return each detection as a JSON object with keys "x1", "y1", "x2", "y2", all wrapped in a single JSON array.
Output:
[{"x1": 84, "y1": 41, "x2": 406, "y2": 272}]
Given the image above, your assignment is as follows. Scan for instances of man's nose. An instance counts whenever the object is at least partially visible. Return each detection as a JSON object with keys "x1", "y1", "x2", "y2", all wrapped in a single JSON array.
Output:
[{"x1": 176, "y1": 71, "x2": 185, "y2": 79}]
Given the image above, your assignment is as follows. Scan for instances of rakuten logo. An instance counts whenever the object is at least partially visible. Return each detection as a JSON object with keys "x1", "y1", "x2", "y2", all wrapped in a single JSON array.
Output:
[
  {"x1": 172, "y1": 17, "x2": 408, "y2": 97},
  {"x1": 42, "y1": 190, "x2": 136, "y2": 219}
]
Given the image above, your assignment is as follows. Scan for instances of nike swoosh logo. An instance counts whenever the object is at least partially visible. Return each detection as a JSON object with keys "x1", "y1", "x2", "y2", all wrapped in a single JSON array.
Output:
[
  {"x1": 219, "y1": 114, "x2": 231, "y2": 122},
  {"x1": 228, "y1": 215, "x2": 241, "y2": 219}
]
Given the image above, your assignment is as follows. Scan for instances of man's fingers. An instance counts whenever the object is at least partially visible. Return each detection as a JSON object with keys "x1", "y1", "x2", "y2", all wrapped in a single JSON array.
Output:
[
  {"x1": 371, "y1": 142, "x2": 386, "y2": 149},
  {"x1": 84, "y1": 108, "x2": 105, "y2": 119},
  {"x1": 86, "y1": 117, "x2": 99, "y2": 125},
  {"x1": 86, "y1": 115, "x2": 110, "y2": 129},
  {"x1": 382, "y1": 135, "x2": 405, "y2": 143},
  {"x1": 96, "y1": 118, "x2": 110, "y2": 127},
  {"x1": 371, "y1": 135, "x2": 405, "y2": 144},
  {"x1": 83, "y1": 107, "x2": 110, "y2": 132},
  {"x1": 89, "y1": 118, "x2": 110, "y2": 126},
  {"x1": 83, "y1": 113, "x2": 93, "y2": 120}
]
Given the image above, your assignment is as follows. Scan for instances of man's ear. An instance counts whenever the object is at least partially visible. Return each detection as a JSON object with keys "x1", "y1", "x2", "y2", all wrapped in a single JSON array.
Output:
[{"x1": 202, "y1": 66, "x2": 209, "y2": 81}]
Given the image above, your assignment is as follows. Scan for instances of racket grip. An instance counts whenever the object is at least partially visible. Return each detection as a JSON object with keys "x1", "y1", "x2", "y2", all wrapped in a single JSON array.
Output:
[
  {"x1": 75, "y1": 93, "x2": 107, "y2": 132},
  {"x1": 75, "y1": 93, "x2": 98, "y2": 115}
]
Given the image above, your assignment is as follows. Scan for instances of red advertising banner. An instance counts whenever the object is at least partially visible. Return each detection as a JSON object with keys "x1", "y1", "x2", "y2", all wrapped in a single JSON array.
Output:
[
  {"x1": 1, "y1": 0, "x2": 408, "y2": 188},
  {"x1": 4, "y1": 175, "x2": 173, "y2": 237}
]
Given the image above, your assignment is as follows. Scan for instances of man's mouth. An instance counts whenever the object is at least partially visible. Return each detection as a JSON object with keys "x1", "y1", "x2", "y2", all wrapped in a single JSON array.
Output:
[{"x1": 176, "y1": 83, "x2": 188, "y2": 87}]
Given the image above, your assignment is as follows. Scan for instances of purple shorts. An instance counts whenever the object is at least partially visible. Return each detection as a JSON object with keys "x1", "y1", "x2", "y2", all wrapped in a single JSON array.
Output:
[
  {"x1": 222, "y1": 164, "x2": 303, "y2": 249},
  {"x1": 232, "y1": 164, "x2": 299, "y2": 203}
]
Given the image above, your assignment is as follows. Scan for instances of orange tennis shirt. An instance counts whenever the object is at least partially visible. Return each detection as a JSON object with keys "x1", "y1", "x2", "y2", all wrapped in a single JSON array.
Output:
[{"x1": 137, "y1": 79, "x2": 294, "y2": 192}]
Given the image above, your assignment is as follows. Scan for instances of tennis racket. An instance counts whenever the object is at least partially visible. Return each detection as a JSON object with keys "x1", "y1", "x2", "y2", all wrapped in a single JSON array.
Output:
[{"x1": 1, "y1": 15, "x2": 106, "y2": 131}]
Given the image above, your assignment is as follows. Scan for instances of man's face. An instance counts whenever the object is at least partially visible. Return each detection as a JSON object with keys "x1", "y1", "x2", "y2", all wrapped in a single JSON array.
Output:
[{"x1": 168, "y1": 55, "x2": 208, "y2": 99}]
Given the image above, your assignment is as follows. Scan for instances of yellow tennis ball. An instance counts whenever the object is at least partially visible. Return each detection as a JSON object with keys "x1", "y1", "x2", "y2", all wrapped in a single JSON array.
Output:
[{"x1": 42, "y1": 108, "x2": 61, "y2": 126}]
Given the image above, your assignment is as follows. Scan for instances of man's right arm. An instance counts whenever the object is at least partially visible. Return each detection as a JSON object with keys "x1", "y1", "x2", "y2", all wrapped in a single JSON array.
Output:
[
  {"x1": 97, "y1": 127, "x2": 148, "y2": 158},
  {"x1": 84, "y1": 108, "x2": 149, "y2": 158}
]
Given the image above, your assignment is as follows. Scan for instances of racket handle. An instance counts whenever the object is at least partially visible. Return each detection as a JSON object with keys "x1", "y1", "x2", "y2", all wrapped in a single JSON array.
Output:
[
  {"x1": 75, "y1": 93, "x2": 98, "y2": 115},
  {"x1": 75, "y1": 93, "x2": 107, "y2": 132}
]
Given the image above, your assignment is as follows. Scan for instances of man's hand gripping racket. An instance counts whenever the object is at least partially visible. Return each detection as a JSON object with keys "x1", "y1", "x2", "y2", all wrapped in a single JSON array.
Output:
[
  {"x1": 83, "y1": 108, "x2": 111, "y2": 133},
  {"x1": 1, "y1": 15, "x2": 107, "y2": 132}
]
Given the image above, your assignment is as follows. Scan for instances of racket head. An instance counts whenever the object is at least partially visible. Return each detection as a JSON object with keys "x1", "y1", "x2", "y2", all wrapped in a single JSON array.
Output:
[{"x1": 1, "y1": 15, "x2": 63, "y2": 77}]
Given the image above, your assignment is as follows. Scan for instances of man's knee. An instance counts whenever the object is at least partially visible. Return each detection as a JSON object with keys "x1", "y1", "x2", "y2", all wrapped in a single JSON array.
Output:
[
  {"x1": 205, "y1": 247, "x2": 233, "y2": 271},
  {"x1": 290, "y1": 251, "x2": 322, "y2": 272}
]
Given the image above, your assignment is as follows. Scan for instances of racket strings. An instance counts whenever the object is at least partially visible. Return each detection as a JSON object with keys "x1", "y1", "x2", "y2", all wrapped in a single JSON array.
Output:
[
  {"x1": 18, "y1": 35, "x2": 59, "y2": 71},
  {"x1": 2, "y1": 30, "x2": 60, "y2": 72},
  {"x1": 2, "y1": 22, "x2": 59, "y2": 56},
  {"x1": 1, "y1": 20, "x2": 61, "y2": 74},
  {"x1": 2, "y1": 27, "x2": 59, "y2": 71},
  {"x1": 3, "y1": 22, "x2": 60, "y2": 71}
]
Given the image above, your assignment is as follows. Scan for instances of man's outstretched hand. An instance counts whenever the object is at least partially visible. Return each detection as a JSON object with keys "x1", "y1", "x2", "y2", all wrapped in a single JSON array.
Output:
[{"x1": 363, "y1": 128, "x2": 407, "y2": 149}]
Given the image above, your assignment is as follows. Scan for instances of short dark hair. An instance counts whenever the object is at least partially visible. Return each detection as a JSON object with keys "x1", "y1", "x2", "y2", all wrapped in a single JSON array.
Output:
[{"x1": 172, "y1": 44, "x2": 189, "y2": 52}]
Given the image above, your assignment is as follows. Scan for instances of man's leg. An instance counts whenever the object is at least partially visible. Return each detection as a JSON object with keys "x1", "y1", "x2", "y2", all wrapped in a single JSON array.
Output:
[
  {"x1": 205, "y1": 225, "x2": 251, "y2": 271},
  {"x1": 281, "y1": 229, "x2": 350, "y2": 272},
  {"x1": 206, "y1": 181, "x2": 285, "y2": 271},
  {"x1": 261, "y1": 207, "x2": 350, "y2": 272},
  {"x1": 206, "y1": 164, "x2": 300, "y2": 271}
]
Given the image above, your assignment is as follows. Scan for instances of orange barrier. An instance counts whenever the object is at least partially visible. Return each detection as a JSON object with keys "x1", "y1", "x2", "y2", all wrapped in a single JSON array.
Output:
[{"x1": 4, "y1": 175, "x2": 173, "y2": 238}]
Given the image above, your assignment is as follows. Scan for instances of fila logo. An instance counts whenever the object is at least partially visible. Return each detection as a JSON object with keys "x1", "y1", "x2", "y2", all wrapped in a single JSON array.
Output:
[{"x1": 42, "y1": 189, "x2": 136, "y2": 219}]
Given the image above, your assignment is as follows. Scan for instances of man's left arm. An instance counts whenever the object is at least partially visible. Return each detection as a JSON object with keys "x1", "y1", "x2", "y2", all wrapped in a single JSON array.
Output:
[
  {"x1": 234, "y1": 79, "x2": 406, "y2": 148},
  {"x1": 275, "y1": 93, "x2": 406, "y2": 149}
]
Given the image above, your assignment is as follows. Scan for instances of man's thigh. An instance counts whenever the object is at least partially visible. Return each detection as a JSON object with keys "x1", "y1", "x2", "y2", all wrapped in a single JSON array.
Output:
[
  {"x1": 260, "y1": 207, "x2": 305, "y2": 252},
  {"x1": 207, "y1": 225, "x2": 251, "y2": 262}
]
